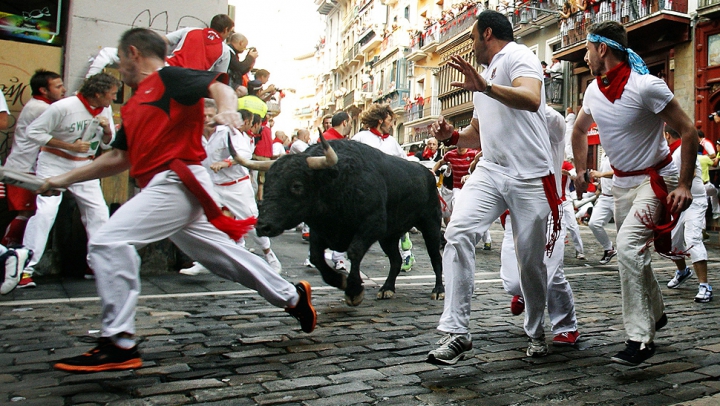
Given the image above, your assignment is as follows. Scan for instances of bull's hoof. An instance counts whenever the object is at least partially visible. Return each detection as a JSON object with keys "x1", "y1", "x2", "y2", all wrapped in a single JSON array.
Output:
[
  {"x1": 344, "y1": 290, "x2": 364, "y2": 306},
  {"x1": 431, "y1": 290, "x2": 445, "y2": 301},
  {"x1": 376, "y1": 289, "x2": 395, "y2": 300}
]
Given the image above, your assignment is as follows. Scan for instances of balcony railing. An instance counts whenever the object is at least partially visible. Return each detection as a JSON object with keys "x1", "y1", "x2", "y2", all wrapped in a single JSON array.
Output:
[
  {"x1": 344, "y1": 43, "x2": 359, "y2": 63},
  {"x1": 343, "y1": 90, "x2": 355, "y2": 108},
  {"x1": 506, "y1": 0, "x2": 560, "y2": 28},
  {"x1": 439, "y1": 5, "x2": 480, "y2": 44},
  {"x1": 405, "y1": 96, "x2": 441, "y2": 122},
  {"x1": 699, "y1": 0, "x2": 720, "y2": 7},
  {"x1": 559, "y1": 0, "x2": 688, "y2": 49},
  {"x1": 362, "y1": 80, "x2": 373, "y2": 93}
]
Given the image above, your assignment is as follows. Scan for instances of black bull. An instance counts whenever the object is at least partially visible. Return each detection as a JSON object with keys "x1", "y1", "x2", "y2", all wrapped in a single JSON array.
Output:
[{"x1": 254, "y1": 139, "x2": 445, "y2": 306}]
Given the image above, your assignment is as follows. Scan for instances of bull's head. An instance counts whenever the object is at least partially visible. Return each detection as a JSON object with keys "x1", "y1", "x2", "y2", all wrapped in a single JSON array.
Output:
[
  {"x1": 228, "y1": 133, "x2": 338, "y2": 172},
  {"x1": 241, "y1": 134, "x2": 338, "y2": 237}
]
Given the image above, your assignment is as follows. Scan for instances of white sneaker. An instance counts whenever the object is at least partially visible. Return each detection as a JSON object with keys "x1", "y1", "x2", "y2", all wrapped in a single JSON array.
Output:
[
  {"x1": 265, "y1": 250, "x2": 282, "y2": 273},
  {"x1": 303, "y1": 258, "x2": 313, "y2": 267},
  {"x1": 335, "y1": 260, "x2": 347, "y2": 270},
  {"x1": 179, "y1": 261, "x2": 210, "y2": 276},
  {"x1": 1, "y1": 248, "x2": 31, "y2": 295}
]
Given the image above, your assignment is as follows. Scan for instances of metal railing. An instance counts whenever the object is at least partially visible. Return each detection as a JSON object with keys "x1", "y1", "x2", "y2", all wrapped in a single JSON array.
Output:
[
  {"x1": 544, "y1": 78, "x2": 563, "y2": 105},
  {"x1": 559, "y1": 0, "x2": 688, "y2": 49},
  {"x1": 405, "y1": 96, "x2": 441, "y2": 122},
  {"x1": 507, "y1": 0, "x2": 560, "y2": 27},
  {"x1": 343, "y1": 90, "x2": 355, "y2": 108},
  {"x1": 699, "y1": 0, "x2": 720, "y2": 7},
  {"x1": 439, "y1": 5, "x2": 480, "y2": 44}
]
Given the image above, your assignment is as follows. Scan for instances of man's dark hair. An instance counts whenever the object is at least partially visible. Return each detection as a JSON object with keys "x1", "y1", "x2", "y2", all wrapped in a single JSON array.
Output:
[
  {"x1": 210, "y1": 14, "x2": 234, "y2": 33},
  {"x1": 665, "y1": 124, "x2": 680, "y2": 139},
  {"x1": 588, "y1": 21, "x2": 628, "y2": 62},
  {"x1": 698, "y1": 130, "x2": 705, "y2": 138},
  {"x1": 360, "y1": 104, "x2": 394, "y2": 129},
  {"x1": 30, "y1": 69, "x2": 61, "y2": 96},
  {"x1": 476, "y1": 10, "x2": 513, "y2": 42},
  {"x1": 78, "y1": 73, "x2": 122, "y2": 99},
  {"x1": 331, "y1": 111, "x2": 349, "y2": 127},
  {"x1": 119, "y1": 28, "x2": 167, "y2": 60},
  {"x1": 252, "y1": 113, "x2": 262, "y2": 126},
  {"x1": 239, "y1": 109, "x2": 253, "y2": 122}
]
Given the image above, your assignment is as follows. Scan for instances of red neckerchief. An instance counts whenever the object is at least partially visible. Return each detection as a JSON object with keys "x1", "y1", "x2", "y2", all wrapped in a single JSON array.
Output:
[
  {"x1": 597, "y1": 62, "x2": 631, "y2": 103},
  {"x1": 668, "y1": 139, "x2": 681, "y2": 154},
  {"x1": 369, "y1": 127, "x2": 389, "y2": 140},
  {"x1": 33, "y1": 95, "x2": 53, "y2": 104},
  {"x1": 273, "y1": 138, "x2": 283, "y2": 144},
  {"x1": 76, "y1": 93, "x2": 104, "y2": 117},
  {"x1": 422, "y1": 147, "x2": 435, "y2": 160}
]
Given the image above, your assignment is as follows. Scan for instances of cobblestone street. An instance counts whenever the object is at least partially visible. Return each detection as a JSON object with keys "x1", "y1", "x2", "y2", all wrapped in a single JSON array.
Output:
[{"x1": 2, "y1": 223, "x2": 720, "y2": 405}]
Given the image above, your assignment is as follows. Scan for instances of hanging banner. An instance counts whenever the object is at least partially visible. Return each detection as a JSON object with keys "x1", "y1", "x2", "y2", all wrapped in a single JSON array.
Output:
[{"x1": 0, "y1": 0, "x2": 62, "y2": 45}]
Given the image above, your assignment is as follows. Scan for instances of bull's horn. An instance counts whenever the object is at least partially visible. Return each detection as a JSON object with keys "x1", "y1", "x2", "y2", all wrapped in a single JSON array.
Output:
[
  {"x1": 306, "y1": 133, "x2": 338, "y2": 169},
  {"x1": 227, "y1": 133, "x2": 275, "y2": 171}
]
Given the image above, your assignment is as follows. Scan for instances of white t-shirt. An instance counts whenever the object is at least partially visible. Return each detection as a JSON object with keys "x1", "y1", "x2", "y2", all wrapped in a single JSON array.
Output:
[
  {"x1": 289, "y1": 139, "x2": 309, "y2": 154},
  {"x1": 472, "y1": 41, "x2": 552, "y2": 179},
  {"x1": 352, "y1": 130, "x2": 405, "y2": 158},
  {"x1": 670, "y1": 144, "x2": 705, "y2": 198},
  {"x1": 0, "y1": 92, "x2": 8, "y2": 113},
  {"x1": 26, "y1": 96, "x2": 115, "y2": 159},
  {"x1": 582, "y1": 71, "x2": 676, "y2": 188},
  {"x1": 599, "y1": 154, "x2": 614, "y2": 196},
  {"x1": 272, "y1": 142, "x2": 286, "y2": 157},
  {"x1": 5, "y1": 98, "x2": 51, "y2": 172},
  {"x1": 546, "y1": 105, "x2": 566, "y2": 196},
  {"x1": 203, "y1": 126, "x2": 252, "y2": 184}
]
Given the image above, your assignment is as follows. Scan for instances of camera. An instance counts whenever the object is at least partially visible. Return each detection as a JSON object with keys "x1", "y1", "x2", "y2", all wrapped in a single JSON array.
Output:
[{"x1": 710, "y1": 111, "x2": 719, "y2": 119}]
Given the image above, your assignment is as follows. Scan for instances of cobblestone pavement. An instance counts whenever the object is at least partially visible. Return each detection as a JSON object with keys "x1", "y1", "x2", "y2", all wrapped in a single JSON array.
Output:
[{"x1": 2, "y1": 223, "x2": 720, "y2": 405}]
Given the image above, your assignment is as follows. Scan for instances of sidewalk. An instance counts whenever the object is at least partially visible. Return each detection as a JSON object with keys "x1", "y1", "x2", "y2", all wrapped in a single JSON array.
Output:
[{"x1": 2, "y1": 225, "x2": 720, "y2": 405}]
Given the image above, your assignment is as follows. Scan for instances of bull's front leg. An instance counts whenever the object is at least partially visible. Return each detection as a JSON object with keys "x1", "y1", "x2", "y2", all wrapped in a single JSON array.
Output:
[
  {"x1": 344, "y1": 260, "x2": 364, "y2": 306},
  {"x1": 309, "y1": 235, "x2": 346, "y2": 290}
]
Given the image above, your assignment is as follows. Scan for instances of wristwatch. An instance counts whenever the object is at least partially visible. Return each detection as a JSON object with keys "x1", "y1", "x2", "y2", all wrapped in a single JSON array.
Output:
[{"x1": 483, "y1": 80, "x2": 493, "y2": 95}]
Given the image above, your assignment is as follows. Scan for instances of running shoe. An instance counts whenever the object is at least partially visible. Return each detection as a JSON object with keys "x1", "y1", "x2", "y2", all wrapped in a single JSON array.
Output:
[
  {"x1": 553, "y1": 330, "x2": 581, "y2": 346},
  {"x1": 695, "y1": 285, "x2": 713, "y2": 303},
  {"x1": 667, "y1": 267, "x2": 693, "y2": 289},
  {"x1": 611, "y1": 340, "x2": 655, "y2": 366},
  {"x1": 285, "y1": 281, "x2": 316, "y2": 333},
  {"x1": 599, "y1": 248, "x2": 617, "y2": 265},
  {"x1": 510, "y1": 295, "x2": 525, "y2": 316},
  {"x1": 427, "y1": 333, "x2": 474, "y2": 365},
  {"x1": 54, "y1": 337, "x2": 142, "y2": 373}
]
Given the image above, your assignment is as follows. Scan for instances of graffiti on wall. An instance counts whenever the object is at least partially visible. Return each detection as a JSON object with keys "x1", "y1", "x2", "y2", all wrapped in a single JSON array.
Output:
[{"x1": 131, "y1": 9, "x2": 207, "y2": 34}]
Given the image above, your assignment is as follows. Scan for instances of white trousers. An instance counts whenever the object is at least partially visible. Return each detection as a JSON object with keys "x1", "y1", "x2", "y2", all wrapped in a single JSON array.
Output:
[
  {"x1": 705, "y1": 183, "x2": 719, "y2": 215},
  {"x1": 671, "y1": 196, "x2": 708, "y2": 263},
  {"x1": 438, "y1": 166, "x2": 551, "y2": 339},
  {"x1": 500, "y1": 216, "x2": 577, "y2": 334},
  {"x1": 89, "y1": 167, "x2": 298, "y2": 337},
  {"x1": 562, "y1": 200, "x2": 584, "y2": 254},
  {"x1": 614, "y1": 176, "x2": 677, "y2": 344},
  {"x1": 23, "y1": 153, "x2": 109, "y2": 273},
  {"x1": 588, "y1": 194, "x2": 615, "y2": 251},
  {"x1": 215, "y1": 179, "x2": 271, "y2": 251}
]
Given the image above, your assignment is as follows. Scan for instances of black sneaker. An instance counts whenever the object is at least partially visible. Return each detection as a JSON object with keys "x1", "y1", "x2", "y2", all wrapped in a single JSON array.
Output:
[
  {"x1": 427, "y1": 333, "x2": 474, "y2": 365},
  {"x1": 286, "y1": 281, "x2": 317, "y2": 333},
  {"x1": 611, "y1": 340, "x2": 656, "y2": 366},
  {"x1": 54, "y1": 337, "x2": 142, "y2": 373},
  {"x1": 655, "y1": 313, "x2": 667, "y2": 331},
  {"x1": 599, "y1": 248, "x2": 617, "y2": 265}
]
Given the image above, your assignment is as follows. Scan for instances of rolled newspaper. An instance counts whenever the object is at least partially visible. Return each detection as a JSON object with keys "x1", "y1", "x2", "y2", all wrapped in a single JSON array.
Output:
[{"x1": 0, "y1": 166, "x2": 64, "y2": 192}]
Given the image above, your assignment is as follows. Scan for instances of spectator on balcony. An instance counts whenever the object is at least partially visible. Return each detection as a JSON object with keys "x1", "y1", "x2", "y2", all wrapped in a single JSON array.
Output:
[
  {"x1": 559, "y1": 1, "x2": 575, "y2": 46},
  {"x1": 227, "y1": 33, "x2": 257, "y2": 93},
  {"x1": 575, "y1": 0, "x2": 588, "y2": 32}
]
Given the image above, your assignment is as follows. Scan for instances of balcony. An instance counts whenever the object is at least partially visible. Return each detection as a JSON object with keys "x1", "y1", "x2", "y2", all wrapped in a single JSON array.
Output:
[
  {"x1": 358, "y1": 27, "x2": 382, "y2": 53},
  {"x1": 698, "y1": 0, "x2": 720, "y2": 17},
  {"x1": 545, "y1": 78, "x2": 563, "y2": 105},
  {"x1": 508, "y1": 0, "x2": 561, "y2": 38},
  {"x1": 554, "y1": 0, "x2": 690, "y2": 62},
  {"x1": 315, "y1": 0, "x2": 337, "y2": 15},
  {"x1": 438, "y1": 5, "x2": 480, "y2": 46},
  {"x1": 344, "y1": 44, "x2": 362, "y2": 66},
  {"x1": 406, "y1": 33, "x2": 428, "y2": 62},
  {"x1": 404, "y1": 96, "x2": 441, "y2": 126}
]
